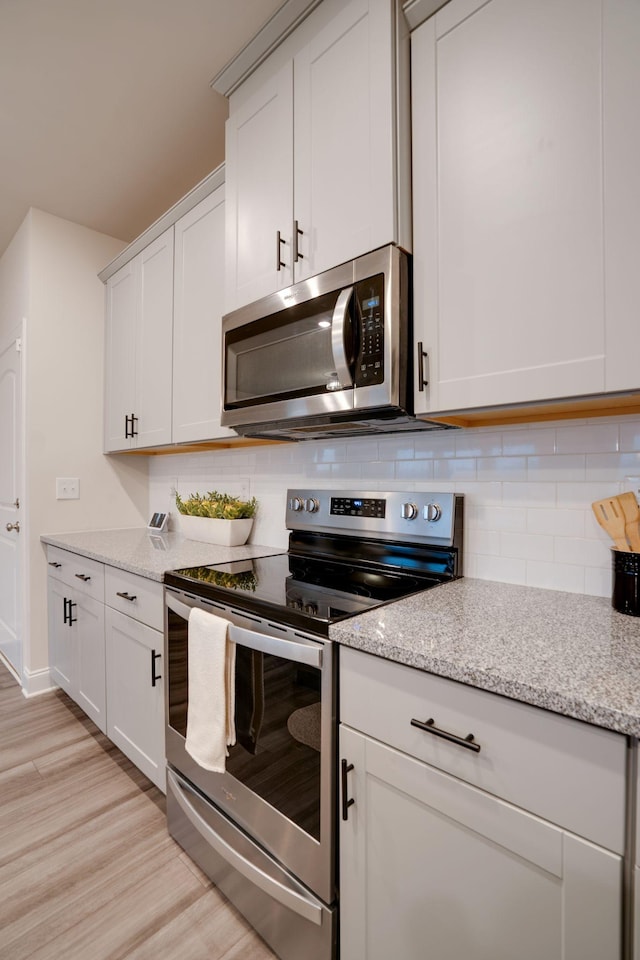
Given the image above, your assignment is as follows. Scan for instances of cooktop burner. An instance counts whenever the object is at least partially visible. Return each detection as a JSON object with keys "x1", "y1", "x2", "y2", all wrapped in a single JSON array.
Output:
[{"x1": 165, "y1": 488, "x2": 463, "y2": 634}]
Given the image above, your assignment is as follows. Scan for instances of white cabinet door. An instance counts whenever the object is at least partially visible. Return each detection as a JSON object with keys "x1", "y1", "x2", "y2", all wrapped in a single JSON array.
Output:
[
  {"x1": 104, "y1": 229, "x2": 173, "y2": 452},
  {"x1": 340, "y1": 725, "x2": 622, "y2": 960},
  {"x1": 104, "y1": 260, "x2": 137, "y2": 451},
  {"x1": 48, "y1": 576, "x2": 74, "y2": 697},
  {"x1": 412, "y1": 0, "x2": 606, "y2": 414},
  {"x1": 105, "y1": 607, "x2": 165, "y2": 791},
  {"x1": 293, "y1": 0, "x2": 396, "y2": 281},
  {"x1": 135, "y1": 229, "x2": 174, "y2": 448},
  {"x1": 225, "y1": 64, "x2": 294, "y2": 310},
  {"x1": 173, "y1": 186, "x2": 235, "y2": 443},
  {"x1": 47, "y1": 576, "x2": 106, "y2": 733},
  {"x1": 603, "y1": 0, "x2": 640, "y2": 393},
  {"x1": 74, "y1": 592, "x2": 106, "y2": 733}
]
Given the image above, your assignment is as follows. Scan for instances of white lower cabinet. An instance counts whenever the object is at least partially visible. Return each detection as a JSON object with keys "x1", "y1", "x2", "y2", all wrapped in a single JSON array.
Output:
[
  {"x1": 47, "y1": 546, "x2": 165, "y2": 791},
  {"x1": 105, "y1": 607, "x2": 165, "y2": 791},
  {"x1": 339, "y1": 647, "x2": 625, "y2": 960},
  {"x1": 47, "y1": 548, "x2": 106, "y2": 732}
]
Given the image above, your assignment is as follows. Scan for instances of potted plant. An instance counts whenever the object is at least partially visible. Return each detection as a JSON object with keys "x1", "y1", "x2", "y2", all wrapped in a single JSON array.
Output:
[{"x1": 175, "y1": 489, "x2": 258, "y2": 546}]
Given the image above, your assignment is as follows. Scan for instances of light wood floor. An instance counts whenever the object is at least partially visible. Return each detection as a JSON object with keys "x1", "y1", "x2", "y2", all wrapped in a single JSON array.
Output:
[{"x1": 0, "y1": 662, "x2": 276, "y2": 960}]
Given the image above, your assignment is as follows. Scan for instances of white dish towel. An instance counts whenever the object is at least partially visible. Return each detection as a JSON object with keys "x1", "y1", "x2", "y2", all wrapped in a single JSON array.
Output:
[{"x1": 185, "y1": 607, "x2": 236, "y2": 772}]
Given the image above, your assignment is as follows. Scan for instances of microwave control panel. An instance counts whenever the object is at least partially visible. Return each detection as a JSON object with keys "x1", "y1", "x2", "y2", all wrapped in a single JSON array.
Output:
[{"x1": 354, "y1": 273, "x2": 384, "y2": 387}]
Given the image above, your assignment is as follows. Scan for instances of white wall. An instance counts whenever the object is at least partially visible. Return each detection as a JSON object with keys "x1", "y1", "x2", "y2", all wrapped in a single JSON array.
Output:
[
  {"x1": 149, "y1": 414, "x2": 640, "y2": 598},
  {"x1": 2, "y1": 209, "x2": 150, "y2": 690}
]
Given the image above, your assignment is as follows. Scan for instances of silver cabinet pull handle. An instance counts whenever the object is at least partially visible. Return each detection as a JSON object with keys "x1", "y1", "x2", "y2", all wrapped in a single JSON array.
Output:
[
  {"x1": 75, "y1": 573, "x2": 91, "y2": 582},
  {"x1": 276, "y1": 230, "x2": 286, "y2": 271},
  {"x1": 411, "y1": 717, "x2": 481, "y2": 753},
  {"x1": 292, "y1": 219, "x2": 304, "y2": 262},
  {"x1": 116, "y1": 591, "x2": 137, "y2": 602},
  {"x1": 6, "y1": 521, "x2": 20, "y2": 533}
]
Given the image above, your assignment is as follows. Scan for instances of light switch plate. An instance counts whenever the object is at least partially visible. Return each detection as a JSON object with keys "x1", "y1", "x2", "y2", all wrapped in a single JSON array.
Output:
[{"x1": 56, "y1": 477, "x2": 79, "y2": 499}]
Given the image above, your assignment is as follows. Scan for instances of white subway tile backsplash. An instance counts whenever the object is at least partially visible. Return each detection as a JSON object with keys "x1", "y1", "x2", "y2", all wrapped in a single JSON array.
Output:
[
  {"x1": 528, "y1": 455, "x2": 586, "y2": 482},
  {"x1": 502, "y1": 482, "x2": 556, "y2": 507},
  {"x1": 555, "y1": 422, "x2": 619, "y2": 454},
  {"x1": 500, "y1": 531, "x2": 555, "y2": 562},
  {"x1": 525, "y1": 561, "x2": 585, "y2": 594},
  {"x1": 554, "y1": 537, "x2": 611, "y2": 568},
  {"x1": 501, "y1": 428, "x2": 556, "y2": 456},
  {"x1": 527, "y1": 507, "x2": 585, "y2": 538},
  {"x1": 454, "y1": 433, "x2": 502, "y2": 458},
  {"x1": 477, "y1": 457, "x2": 527, "y2": 482},
  {"x1": 147, "y1": 413, "x2": 640, "y2": 600}
]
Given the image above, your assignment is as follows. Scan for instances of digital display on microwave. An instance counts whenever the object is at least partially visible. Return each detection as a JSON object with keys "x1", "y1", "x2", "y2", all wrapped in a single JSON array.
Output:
[{"x1": 361, "y1": 295, "x2": 380, "y2": 311}]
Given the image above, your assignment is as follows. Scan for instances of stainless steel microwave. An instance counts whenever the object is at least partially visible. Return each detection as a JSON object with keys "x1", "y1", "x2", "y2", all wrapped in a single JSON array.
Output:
[{"x1": 221, "y1": 245, "x2": 448, "y2": 440}]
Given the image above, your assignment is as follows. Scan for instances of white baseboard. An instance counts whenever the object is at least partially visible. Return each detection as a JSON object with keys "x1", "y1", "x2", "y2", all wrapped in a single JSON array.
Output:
[{"x1": 21, "y1": 665, "x2": 55, "y2": 698}]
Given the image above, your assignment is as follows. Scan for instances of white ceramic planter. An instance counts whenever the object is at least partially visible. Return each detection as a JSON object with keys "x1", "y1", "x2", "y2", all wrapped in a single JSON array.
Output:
[{"x1": 177, "y1": 515, "x2": 253, "y2": 546}]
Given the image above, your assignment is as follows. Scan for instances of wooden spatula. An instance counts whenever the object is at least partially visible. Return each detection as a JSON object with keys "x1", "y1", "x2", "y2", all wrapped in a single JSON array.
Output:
[
  {"x1": 591, "y1": 497, "x2": 630, "y2": 551},
  {"x1": 617, "y1": 491, "x2": 640, "y2": 552}
]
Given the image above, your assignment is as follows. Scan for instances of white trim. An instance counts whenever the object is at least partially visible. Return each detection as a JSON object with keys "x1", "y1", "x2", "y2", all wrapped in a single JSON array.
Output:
[
  {"x1": 210, "y1": 0, "x2": 323, "y2": 96},
  {"x1": 21, "y1": 664, "x2": 55, "y2": 698},
  {"x1": 402, "y1": 0, "x2": 449, "y2": 31},
  {"x1": 98, "y1": 165, "x2": 226, "y2": 283}
]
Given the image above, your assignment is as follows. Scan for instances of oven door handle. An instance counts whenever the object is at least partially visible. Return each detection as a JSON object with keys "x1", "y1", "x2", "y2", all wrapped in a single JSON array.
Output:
[
  {"x1": 165, "y1": 593, "x2": 323, "y2": 669},
  {"x1": 167, "y1": 769, "x2": 323, "y2": 926},
  {"x1": 229, "y1": 625, "x2": 322, "y2": 669}
]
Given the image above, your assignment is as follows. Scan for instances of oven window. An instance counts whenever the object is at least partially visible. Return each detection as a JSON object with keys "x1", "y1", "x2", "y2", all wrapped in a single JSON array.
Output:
[{"x1": 167, "y1": 609, "x2": 322, "y2": 841}]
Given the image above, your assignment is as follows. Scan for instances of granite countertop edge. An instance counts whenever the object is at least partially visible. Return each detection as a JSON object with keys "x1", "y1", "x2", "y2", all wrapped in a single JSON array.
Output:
[
  {"x1": 330, "y1": 577, "x2": 640, "y2": 739},
  {"x1": 41, "y1": 528, "x2": 284, "y2": 582}
]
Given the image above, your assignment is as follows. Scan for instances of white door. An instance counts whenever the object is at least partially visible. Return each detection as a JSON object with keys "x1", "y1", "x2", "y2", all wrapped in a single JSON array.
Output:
[
  {"x1": 293, "y1": 0, "x2": 396, "y2": 281},
  {"x1": 173, "y1": 187, "x2": 235, "y2": 443},
  {"x1": 136, "y1": 229, "x2": 174, "y2": 449},
  {"x1": 412, "y1": 0, "x2": 605, "y2": 414},
  {"x1": 0, "y1": 329, "x2": 22, "y2": 678},
  {"x1": 340, "y1": 725, "x2": 622, "y2": 960},
  {"x1": 225, "y1": 63, "x2": 294, "y2": 310},
  {"x1": 105, "y1": 607, "x2": 165, "y2": 791}
]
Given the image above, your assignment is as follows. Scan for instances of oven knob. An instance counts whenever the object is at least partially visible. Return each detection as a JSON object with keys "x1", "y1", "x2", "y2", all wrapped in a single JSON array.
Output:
[
  {"x1": 305, "y1": 498, "x2": 320, "y2": 513},
  {"x1": 401, "y1": 502, "x2": 418, "y2": 520},
  {"x1": 304, "y1": 602, "x2": 318, "y2": 615},
  {"x1": 289, "y1": 497, "x2": 304, "y2": 512},
  {"x1": 424, "y1": 502, "x2": 442, "y2": 522}
]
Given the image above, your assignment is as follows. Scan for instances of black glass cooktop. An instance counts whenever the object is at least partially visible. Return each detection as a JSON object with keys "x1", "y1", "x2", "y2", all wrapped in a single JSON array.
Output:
[{"x1": 165, "y1": 540, "x2": 453, "y2": 634}]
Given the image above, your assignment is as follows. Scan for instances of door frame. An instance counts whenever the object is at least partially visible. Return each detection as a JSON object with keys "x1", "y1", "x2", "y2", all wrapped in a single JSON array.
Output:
[{"x1": 0, "y1": 320, "x2": 25, "y2": 686}]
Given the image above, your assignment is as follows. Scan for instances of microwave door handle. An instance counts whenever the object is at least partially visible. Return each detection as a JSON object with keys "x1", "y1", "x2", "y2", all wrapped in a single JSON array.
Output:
[{"x1": 331, "y1": 286, "x2": 354, "y2": 389}]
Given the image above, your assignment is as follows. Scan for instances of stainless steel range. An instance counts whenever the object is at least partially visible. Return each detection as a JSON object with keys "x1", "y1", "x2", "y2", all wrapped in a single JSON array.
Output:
[{"x1": 163, "y1": 488, "x2": 463, "y2": 960}]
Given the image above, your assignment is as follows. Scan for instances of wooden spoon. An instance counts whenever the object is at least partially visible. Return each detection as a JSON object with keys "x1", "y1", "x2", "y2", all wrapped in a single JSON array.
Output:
[
  {"x1": 591, "y1": 497, "x2": 630, "y2": 551},
  {"x1": 616, "y1": 491, "x2": 640, "y2": 552}
]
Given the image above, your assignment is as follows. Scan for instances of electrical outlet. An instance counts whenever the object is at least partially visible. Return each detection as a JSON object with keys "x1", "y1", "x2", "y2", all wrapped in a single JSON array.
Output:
[
  {"x1": 624, "y1": 476, "x2": 640, "y2": 497},
  {"x1": 56, "y1": 477, "x2": 80, "y2": 500}
]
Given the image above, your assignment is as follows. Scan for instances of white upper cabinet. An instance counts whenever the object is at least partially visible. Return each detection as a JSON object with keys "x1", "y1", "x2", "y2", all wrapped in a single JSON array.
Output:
[
  {"x1": 412, "y1": 0, "x2": 640, "y2": 416},
  {"x1": 225, "y1": 65, "x2": 294, "y2": 308},
  {"x1": 225, "y1": 0, "x2": 409, "y2": 311},
  {"x1": 103, "y1": 169, "x2": 232, "y2": 452},
  {"x1": 104, "y1": 229, "x2": 173, "y2": 451},
  {"x1": 173, "y1": 185, "x2": 235, "y2": 443}
]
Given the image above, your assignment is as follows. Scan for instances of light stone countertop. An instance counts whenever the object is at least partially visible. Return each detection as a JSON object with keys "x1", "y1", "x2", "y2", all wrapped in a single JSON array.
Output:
[
  {"x1": 40, "y1": 528, "x2": 283, "y2": 581},
  {"x1": 330, "y1": 577, "x2": 640, "y2": 737}
]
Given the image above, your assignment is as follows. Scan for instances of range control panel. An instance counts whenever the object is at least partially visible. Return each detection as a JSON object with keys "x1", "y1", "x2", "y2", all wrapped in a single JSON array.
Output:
[{"x1": 286, "y1": 489, "x2": 463, "y2": 547}]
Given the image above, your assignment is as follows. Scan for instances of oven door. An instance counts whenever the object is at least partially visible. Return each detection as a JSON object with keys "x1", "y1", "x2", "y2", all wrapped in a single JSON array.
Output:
[{"x1": 165, "y1": 588, "x2": 335, "y2": 905}]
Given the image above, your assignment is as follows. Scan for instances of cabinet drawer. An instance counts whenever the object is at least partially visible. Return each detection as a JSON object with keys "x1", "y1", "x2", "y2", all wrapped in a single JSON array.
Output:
[
  {"x1": 46, "y1": 546, "x2": 104, "y2": 600},
  {"x1": 340, "y1": 647, "x2": 626, "y2": 854},
  {"x1": 104, "y1": 567, "x2": 163, "y2": 630}
]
